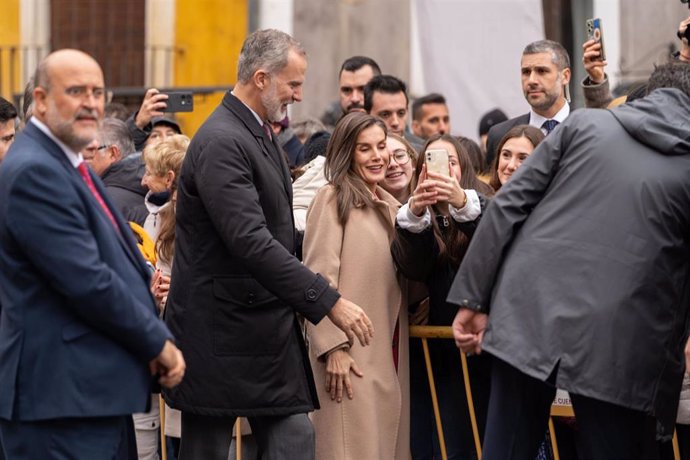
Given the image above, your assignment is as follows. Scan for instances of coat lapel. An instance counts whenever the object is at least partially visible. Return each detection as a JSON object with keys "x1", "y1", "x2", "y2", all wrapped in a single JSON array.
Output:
[
  {"x1": 374, "y1": 186, "x2": 401, "y2": 238},
  {"x1": 267, "y1": 134, "x2": 294, "y2": 200},
  {"x1": 223, "y1": 93, "x2": 293, "y2": 202},
  {"x1": 24, "y1": 124, "x2": 149, "y2": 278},
  {"x1": 89, "y1": 167, "x2": 151, "y2": 276}
]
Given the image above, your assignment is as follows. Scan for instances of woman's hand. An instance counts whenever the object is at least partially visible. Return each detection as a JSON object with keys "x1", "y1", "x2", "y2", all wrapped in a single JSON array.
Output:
[
  {"x1": 409, "y1": 164, "x2": 439, "y2": 217},
  {"x1": 151, "y1": 270, "x2": 170, "y2": 312},
  {"x1": 426, "y1": 170, "x2": 466, "y2": 209},
  {"x1": 325, "y1": 348, "x2": 363, "y2": 402}
]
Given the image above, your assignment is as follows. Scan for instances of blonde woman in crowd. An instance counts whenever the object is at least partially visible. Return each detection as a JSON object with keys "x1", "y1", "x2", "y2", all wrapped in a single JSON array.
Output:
[
  {"x1": 303, "y1": 112, "x2": 409, "y2": 459},
  {"x1": 137, "y1": 134, "x2": 190, "y2": 459}
]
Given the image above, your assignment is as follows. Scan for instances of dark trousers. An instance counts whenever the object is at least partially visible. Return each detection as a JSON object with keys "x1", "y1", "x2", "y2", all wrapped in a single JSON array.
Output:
[
  {"x1": 658, "y1": 423, "x2": 690, "y2": 460},
  {"x1": 409, "y1": 339, "x2": 491, "y2": 460},
  {"x1": 179, "y1": 411, "x2": 314, "y2": 460},
  {"x1": 0, "y1": 415, "x2": 137, "y2": 460},
  {"x1": 483, "y1": 356, "x2": 656, "y2": 460}
]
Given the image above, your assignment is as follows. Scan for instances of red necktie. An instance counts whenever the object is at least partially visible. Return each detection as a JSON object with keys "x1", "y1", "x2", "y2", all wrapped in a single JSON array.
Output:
[
  {"x1": 77, "y1": 162, "x2": 120, "y2": 233},
  {"x1": 262, "y1": 122, "x2": 273, "y2": 141}
]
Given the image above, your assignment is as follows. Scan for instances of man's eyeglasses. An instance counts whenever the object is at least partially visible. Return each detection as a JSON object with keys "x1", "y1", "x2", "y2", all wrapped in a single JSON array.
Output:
[
  {"x1": 83, "y1": 144, "x2": 109, "y2": 154},
  {"x1": 65, "y1": 86, "x2": 106, "y2": 99},
  {"x1": 389, "y1": 148, "x2": 411, "y2": 166},
  {"x1": 64, "y1": 86, "x2": 111, "y2": 103}
]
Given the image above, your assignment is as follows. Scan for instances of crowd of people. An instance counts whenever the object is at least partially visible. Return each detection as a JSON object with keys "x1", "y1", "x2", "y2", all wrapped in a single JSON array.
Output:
[{"x1": 0, "y1": 14, "x2": 689, "y2": 460}]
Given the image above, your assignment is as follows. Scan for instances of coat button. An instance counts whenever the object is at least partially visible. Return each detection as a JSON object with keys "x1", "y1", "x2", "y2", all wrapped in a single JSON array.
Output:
[
  {"x1": 306, "y1": 289, "x2": 317, "y2": 300},
  {"x1": 248, "y1": 292, "x2": 256, "y2": 304}
]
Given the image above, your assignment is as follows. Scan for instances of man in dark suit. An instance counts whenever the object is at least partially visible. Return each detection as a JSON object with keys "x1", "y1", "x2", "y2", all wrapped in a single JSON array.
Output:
[
  {"x1": 163, "y1": 30, "x2": 374, "y2": 460},
  {"x1": 0, "y1": 49, "x2": 185, "y2": 459},
  {"x1": 485, "y1": 39, "x2": 572, "y2": 166}
]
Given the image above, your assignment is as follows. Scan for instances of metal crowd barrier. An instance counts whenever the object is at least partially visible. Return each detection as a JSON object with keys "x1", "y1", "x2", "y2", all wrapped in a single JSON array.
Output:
[
  {"x1": 409, "y1": 325, "x2": 482, "y2": 460},
  {"x1": 157, "y1": 325, "x2": 682, "y2": 460},
  {"x1": 408, "y1": 325, "x2": 682, "y2": 460}
]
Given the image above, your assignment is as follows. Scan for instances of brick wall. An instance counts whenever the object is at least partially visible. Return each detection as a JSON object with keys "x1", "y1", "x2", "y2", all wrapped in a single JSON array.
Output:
[{"x1": 50, "y1": 0, "x2": 145, "y2": 88}]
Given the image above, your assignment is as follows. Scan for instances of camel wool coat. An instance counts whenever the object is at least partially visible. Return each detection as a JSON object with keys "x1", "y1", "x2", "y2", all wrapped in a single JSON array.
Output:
[{"x1": 303, "y1": 184, "x2": 410, "y2": 460}]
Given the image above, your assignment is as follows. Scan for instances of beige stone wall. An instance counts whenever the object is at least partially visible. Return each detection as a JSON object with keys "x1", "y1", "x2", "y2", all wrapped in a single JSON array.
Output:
[
  {"x1": 290, "y1": 0, "x2": 689, "y2": 118},
  {"x1": 292, "y1": 0, "x2": 410, "y2": 120},
  {"x1": 618, "y1": 0, "x2": 688, "y2": 86}
]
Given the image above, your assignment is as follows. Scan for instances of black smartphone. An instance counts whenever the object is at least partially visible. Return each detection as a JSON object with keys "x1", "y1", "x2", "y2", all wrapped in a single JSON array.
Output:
[
  {"x1": 163, "y1": 91, "x2": 194, "y2": 112},
  {"x1": 586, "y1": 18, "x2": 606, "y2": 61}
]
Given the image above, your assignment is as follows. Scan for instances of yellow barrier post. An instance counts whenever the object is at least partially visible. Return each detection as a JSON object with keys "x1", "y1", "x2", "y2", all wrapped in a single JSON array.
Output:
[
  {"x1": 548, "y1": 417, "x2": 560, "y2": 460},
  {"x1": 548, "y1": 403, "x2": 573, "y2": 457},
  {"x1": 235, "y1": 418, "x2": 243, "y2": 460},
  {"x1": 159, "y1": 395, "x2": 167, "y2": 460},
  {"x1": 420, "y1": 337, "x2": 448, "y2": 460},
  {"x1": 459, "y1": 351, "x2": 482, "y2": 459},
  {"x1": 409, "y1": 325, "x2": 484, "y2": 460}
]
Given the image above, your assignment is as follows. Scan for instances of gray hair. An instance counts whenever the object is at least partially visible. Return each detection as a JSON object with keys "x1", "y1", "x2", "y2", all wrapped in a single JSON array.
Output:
[
  {"x1": 99, "y1": 118, "x2": 135, "y2": 156},
  {"x1": 237, "y1": 29, "x2": 306, "y2": 84},
  {"x1": 523, "y1": 39, "x2": 570, "y2": 71}
]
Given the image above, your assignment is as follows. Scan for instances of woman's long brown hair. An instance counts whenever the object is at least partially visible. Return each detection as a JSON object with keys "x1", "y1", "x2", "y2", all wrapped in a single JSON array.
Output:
[
  {"x1": 488, "y1": 125, "x2": 545, "y2": 191},
  {"x1": 324, "y1": 112, "x2": 388, "y2": 225},
  {"x1": 417, "y1": 134, "x2": 494, "y2": 268}
]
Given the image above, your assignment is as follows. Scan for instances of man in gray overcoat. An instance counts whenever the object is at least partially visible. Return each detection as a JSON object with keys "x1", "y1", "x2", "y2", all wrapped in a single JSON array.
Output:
[{"x1": 449, "y1": 62, "x2": 690, "y2": 459}]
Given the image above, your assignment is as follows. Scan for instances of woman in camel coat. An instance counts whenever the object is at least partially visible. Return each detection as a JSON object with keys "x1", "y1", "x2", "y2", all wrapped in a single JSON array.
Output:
[{"x1": 303, "y1": 112, "x2": 409, "y2": 460}]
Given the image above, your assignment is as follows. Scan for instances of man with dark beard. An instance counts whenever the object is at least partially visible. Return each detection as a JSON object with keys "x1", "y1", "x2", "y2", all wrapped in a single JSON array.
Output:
[
  {"x1": 485, "y1": 40, "x2": 572, "y2": 166},
  {"x1": 338, "y1": 56, "x2": 381, "y2": 114},
  {"x1": 163, "y1": 29, "x2": 374, "y2": 460},
  {"x1": 321, "y1": 56, "x2": 381, "y2": 128}
]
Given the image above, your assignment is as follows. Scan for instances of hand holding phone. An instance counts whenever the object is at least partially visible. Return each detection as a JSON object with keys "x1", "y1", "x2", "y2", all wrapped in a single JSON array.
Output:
[{"x1": 162, "y1": 91, "x2": 194, "y2": 113}]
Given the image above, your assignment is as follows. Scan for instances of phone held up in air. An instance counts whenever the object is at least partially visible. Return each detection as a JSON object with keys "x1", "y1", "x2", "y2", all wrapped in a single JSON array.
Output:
[
  {"x1": 425, "y1": 149, "x2": 450, "y2": 177},
  {"x1": 163, "y1": 91, "x2": 194, "y2": 112},
  {"x1": 586, "y1": 17, "x2": 606, "y2": 61}
]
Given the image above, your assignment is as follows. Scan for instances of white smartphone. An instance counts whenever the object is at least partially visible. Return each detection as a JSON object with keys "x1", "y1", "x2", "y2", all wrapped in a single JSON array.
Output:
[{"x1": 425, "y1": 149, "x2": 450, "y2": 177}]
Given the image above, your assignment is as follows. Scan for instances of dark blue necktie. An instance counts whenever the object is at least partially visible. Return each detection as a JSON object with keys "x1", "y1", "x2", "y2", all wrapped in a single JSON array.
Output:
[{"x1": 541, "y1": 119, "x2": 559, "y2": 135}]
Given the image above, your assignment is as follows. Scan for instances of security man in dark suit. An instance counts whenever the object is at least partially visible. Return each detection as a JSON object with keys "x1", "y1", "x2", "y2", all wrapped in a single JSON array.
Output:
[
  {"x1": 0, "y1": 49, "x2": 185, "y2": 459},
  {"x1": 485, "y1": 39, "x2": 571, "y2": 166}
]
